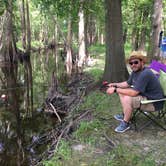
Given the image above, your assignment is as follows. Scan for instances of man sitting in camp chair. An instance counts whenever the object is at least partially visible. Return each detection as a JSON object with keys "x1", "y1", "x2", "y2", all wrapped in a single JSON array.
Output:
[{"x1": 106, "y1": 51, "x2": 164, "y2": 133}]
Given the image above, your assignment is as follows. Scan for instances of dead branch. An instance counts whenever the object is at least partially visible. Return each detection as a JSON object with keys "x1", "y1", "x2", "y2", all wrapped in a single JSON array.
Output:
[
  {"x1": 103, "y1": 132, "x2": 116, "y2": 148},
  {"x1": 49, "y1": 102, "x2": 62, "y2": 123},
  {"x1": 30, "y1": 109, "x2": 92, "y2": 166},
  {"x1": 29, "y1": 73, "x2": 95, "y2": 165}
]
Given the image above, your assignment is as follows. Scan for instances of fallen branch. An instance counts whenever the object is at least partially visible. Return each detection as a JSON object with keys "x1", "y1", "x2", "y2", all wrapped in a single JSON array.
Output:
[
  {"x1": 30, "y1": 74, "x2": 95, "y2": 165},
  {"x1": 31, "y1": 109, "x2": 92, "y2": 166},
  {"x1": 55, "y1": 120, "x2": 73, "y2": 151},
  {"x1": 103, "y1": 132, "x2": 115, "y2": 148},
  {"x1": 49, "y1": 102, "x2": 62, "y2": 123}
]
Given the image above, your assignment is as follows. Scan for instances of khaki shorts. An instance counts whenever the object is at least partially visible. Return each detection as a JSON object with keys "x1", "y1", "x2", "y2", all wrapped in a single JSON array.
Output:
[{"x1": 132, "y1": 96, "x2": 155, "y2": 111}]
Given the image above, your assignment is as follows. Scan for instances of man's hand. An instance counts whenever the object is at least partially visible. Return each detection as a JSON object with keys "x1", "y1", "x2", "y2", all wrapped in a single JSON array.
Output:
[
  {"x1": 106, "y1": 87, "x2": 116, "y2": 95},
  {"x1": 108, "y1": 83, "x2": 117, "y2": 87},
  {"x1": 100, "y1": 81, "x2": 109, "y2": 92}
]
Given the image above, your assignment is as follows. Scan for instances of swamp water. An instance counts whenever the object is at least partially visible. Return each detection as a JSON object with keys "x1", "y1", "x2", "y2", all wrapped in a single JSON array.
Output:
[
  {"x1": 0, "y1": 83, "x2": 57, "y2": 166},
  {"x1": 0, "y1": 49, "x2": 68, "y2": 165}
]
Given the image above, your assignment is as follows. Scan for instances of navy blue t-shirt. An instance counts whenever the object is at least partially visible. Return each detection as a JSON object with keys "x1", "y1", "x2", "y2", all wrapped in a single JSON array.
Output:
[{"x1": 127, "y1": 67, "x2": 164, "y2": 110}]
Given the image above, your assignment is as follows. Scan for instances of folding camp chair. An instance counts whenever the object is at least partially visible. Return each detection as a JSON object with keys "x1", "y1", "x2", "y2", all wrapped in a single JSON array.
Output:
[
  {"x1": 132, "y1": 99, "x2": 166, "y2": 131},
  {"x1": 131, "y1": 63, "x2": 166, "y2": 131}
]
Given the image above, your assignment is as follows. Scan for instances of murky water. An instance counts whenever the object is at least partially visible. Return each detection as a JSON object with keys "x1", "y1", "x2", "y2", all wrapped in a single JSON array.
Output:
[
  {"x1": 0, "y1": 49, "x2": 68, "y2": 165},
  {"x1": 0, "y1": 84, "x2": 56, "y2": 166}
]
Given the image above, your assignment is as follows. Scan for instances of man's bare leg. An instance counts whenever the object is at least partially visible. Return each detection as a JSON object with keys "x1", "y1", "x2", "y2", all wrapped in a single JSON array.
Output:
[{"x1": 119, "y1": 94, "x2": 133, "y2": 122}]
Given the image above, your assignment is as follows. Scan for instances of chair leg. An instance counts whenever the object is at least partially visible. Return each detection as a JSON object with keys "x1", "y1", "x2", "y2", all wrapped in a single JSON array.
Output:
[
  {"x1": 138, "y1": 120, "x2": 152, "y2": 131},
  {"x1": 132, "y1": 109, "x2": 166, "y2": 131},
  {"x1": 141, "y1": 111, "x2": 166, "y2": 130},
  {"x1": 132, "y1": 109, "x2": 139, "y2": 131}
]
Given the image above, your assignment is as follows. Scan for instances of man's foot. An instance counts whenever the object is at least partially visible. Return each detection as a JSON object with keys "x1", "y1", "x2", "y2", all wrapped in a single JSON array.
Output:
[
  {"x1": 114, "y1": 114, "x2": 124, "y2": 121},
  {"x1": 115, "y1": 121, "x2": 130, "y2": 133}
]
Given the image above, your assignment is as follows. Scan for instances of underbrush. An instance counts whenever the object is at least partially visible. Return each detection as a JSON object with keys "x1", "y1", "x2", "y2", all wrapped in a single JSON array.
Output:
[
  {"x1": 42, "y1": 44, "x2": 159, "y2": 166},
  {"x1": 43, "y1": 91, "x2": 156, "y2": 166}
]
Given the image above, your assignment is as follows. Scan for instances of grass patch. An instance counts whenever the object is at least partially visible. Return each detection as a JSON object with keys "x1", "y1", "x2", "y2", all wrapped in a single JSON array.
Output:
[
  {"x1": 73, "y1": 119, "x2": 104, "y2": 143},
  {"x1": 79, "y1": 91, "x2": 121, "y2": 117},
  {"x1": 43, "y1": 140, "x2": 72, "y2": 166},
  {"x1": 107, "y1": 145, "x2": 156, "y2": 166}
]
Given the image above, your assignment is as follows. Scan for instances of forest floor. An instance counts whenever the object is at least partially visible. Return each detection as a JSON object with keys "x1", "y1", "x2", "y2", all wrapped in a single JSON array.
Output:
[
  {"x1": 43, "y1": 79, "x2": 166, "y2": 166},
  {"x1": 65, "y1": 93, "x2": 166, "y2": 166},
  {"x1": 42, "y1": 54, "x2": 166, "y2": 165}
]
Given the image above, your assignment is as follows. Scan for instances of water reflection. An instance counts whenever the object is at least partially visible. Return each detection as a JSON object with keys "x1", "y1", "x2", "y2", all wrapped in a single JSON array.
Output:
[
  {"x1": 0, "y1": 47, "x2": 66, "y2": 165},
  {"x1": 0, "y1": 117, "x2": 22, "y2": 165},
  {"x1": 0, "y1": 83, "x2": 53, "y2": 166}
]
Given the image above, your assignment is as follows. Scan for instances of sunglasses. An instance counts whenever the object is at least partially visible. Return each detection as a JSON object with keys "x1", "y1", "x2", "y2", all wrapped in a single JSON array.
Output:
[{"x1": 129, "y1": 60, "x2": 139, "y2": 66}]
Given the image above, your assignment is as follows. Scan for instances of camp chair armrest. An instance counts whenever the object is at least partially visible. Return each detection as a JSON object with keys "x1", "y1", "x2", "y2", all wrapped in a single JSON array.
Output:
[{"x1": 141, "y1": 98, "x2": 166, "y2": 104}]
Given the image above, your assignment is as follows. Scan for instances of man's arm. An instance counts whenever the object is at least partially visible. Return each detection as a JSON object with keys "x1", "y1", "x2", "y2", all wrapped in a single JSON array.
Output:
[
  {"x1": 107, "y1": 86, "x2": 139, "y2": 96},
  {"x1": 116, "y1": 87, "x2": 139, "y2": 96},
  {"x1": 109, "y1": 81, "x2": 130, "y2": 88}
]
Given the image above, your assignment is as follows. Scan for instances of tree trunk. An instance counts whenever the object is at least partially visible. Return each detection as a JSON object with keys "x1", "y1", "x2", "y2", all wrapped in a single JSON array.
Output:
[
  {"x1": 88, "y1": 15, "x2": 96, "y2": 46},
  {"x1": 78, "y1": 1, "x2": 86, "y2": 73},
  {"x1": 24, "y1": 0, "x2": 33, "y2": 116},
  {"x1": 26, "y1": 0, "x2": 31, "y2": 53},
  {"x1": 0, "y1": 0, "x2": 19, "y2": 114},
  {"x1": 135, "y1": 29, "x2": 140, "y2": 50},
  {"x1": 66, "y1": 14, "x2": 73, "y2": 77},
  {"x1": 130, "y1": 8, "x2": 140, "y2": 51},
  {"x1": 123, "y1": 28, "x2": 127, "y2": 44},
  {"x1": 149, "y1": 0, "x2": 162, "y2": 59},
  {"x1": 53, "y1": 16, "x2": 58, "y2": 74},
  {"x1": 103, "y1": 0, "x2": 129, "y2": 82},
  {"x1": 84, "y1": 10, "x2": 89, "y2": 59},
  {"x1": 138, "y1": 9, "x2": 149, "y2": 51},
  {"x1": 20, "y1": 0, "x2": 26, "y2": 50}
]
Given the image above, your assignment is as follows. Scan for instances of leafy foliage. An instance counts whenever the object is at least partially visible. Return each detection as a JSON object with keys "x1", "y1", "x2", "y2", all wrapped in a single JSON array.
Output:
[
  {"x1": 0, "y1": 0, "x2": 5, "y2": 15},
  {"x1": 33, "y1": 0, "x2": 79, "y2": 18},
  {"x1": 122, "y1": 0, "x2": 153, "y2": 48}
]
